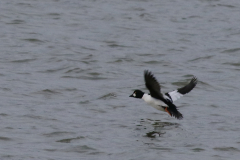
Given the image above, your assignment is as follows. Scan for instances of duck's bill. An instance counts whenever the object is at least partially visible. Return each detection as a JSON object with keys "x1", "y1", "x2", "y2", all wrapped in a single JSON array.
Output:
[{"x1": 129, "y1": 94, "x2": 134, "y2": 97}]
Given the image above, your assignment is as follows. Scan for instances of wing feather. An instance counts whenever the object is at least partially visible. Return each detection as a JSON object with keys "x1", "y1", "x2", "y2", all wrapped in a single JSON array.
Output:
[
  {"x1": 166, "y1": 77, "x2": 197, "y2": 102},
  {"x1": 144, "y1": 70, "x2": 163, "y2": 99},
  {"x1": 178, "y1": 77, "x2": 198, "y2": 94}
]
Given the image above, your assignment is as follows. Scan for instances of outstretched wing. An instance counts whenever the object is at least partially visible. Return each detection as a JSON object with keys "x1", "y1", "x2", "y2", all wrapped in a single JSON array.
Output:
[
  {"x1": 165, "y1": 77, "x2": 197, "y2": 102},
  {"x1": 144, "y1": 70, "x2": 163, "y2": 99}
]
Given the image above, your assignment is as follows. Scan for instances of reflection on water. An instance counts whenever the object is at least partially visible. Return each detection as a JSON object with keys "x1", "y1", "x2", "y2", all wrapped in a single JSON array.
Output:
[{"x1": 136, "y1": 119, "x2": 180, "y2": 138}]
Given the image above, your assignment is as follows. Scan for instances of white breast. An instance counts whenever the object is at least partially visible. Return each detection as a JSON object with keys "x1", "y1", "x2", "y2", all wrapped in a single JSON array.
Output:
[{"x1": 142, "y1": 94, "x2": 167, "y2": 111}]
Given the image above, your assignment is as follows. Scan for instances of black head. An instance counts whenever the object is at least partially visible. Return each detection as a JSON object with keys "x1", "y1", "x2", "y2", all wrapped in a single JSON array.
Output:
[{"x1": 129, "y1": 90, "x2": 144, "y2": 99}]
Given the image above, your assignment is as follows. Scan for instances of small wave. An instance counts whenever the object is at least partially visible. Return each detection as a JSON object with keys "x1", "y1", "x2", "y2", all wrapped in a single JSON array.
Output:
[
  {"x1": 17, "y1": 3, "x2": 32, "y2": 7},
  {"x1": 79, "y1": 100, "x2": 89, "y2": 104},
  {"x1": 0, "y1": 87, "x2": 11, "y2": 91},
  {"x1": 32, "y1": 89, "x2": 62, "y2": 98},
  {"x1": 104, "y1": 40, "x2": 131, "y2": 48},
  {"x1": 80, "y1": 60, "x2": 97, "y2": 64},
  {"x1": 109, "y1": 105, "x2": 126, "y2": 109},
  {"x1": 11, "y1": 58, "x2": 36, "y2": 63},
  {"x1": 210, "y1": 105, "x2": 219, "y2": 108},
  {"x1": 88, "y1": 72, "x2": 100, "y2": 76},
  {"x1": 37, "y1": 89, "x2": 61, "y2": 94},
  {"x1": 182, "y1": 74, "x2": 195, "y2": 78},
  {"x1": 7, "y1": 19, "x2": 25, "y2": 24},
  {"x1": 65, "y1": 68, "x2": 84, "y2": 73},
  {"x1": 0, "y1": 113, "x2": 8, "y2": 117},
  {"x1": 56, "y1": 136, "x2": 85, "y2": 143},
  {"x1": 62, "y1": 75, "x2": 107, "y2": 80},
  {"x1": 43, "y1": 131, "x2": 75, "y2": 137},
  {"x1": 0, "y1": 136, "x2": 12, "y2": 141},
  {"x1": 144, "y1": 60, "x2": 160, "y2": 64},
  {"x1": 63, "y1": 145, "x2": 96, "y2": 153},
  {"x1": 81, "y1": 46, "x2": 96, "y2": 51},
  {"x1": 98, "y1": 93, "x2": 117, "y2": 100},
  {"x1": 189, "y1": 55, "x2": 214, "y2": 62},
  {"x1": 22, "y1": 38, "x2": 45, "y2": 43},
  {"x1": 221, "y1": 48, "x2": 240, "y2": 53},
  {"x1": 222, "y1": 62, "x2": 240, "y2": 67},
  {"x1": 217, "y1": 4, "x2": 236, "y2": 8},
  {"x1": 214, "y1": 147, "x2": 239, "y2": 151},
  {"x1": 39, "y1": 67, "x2": 69, "y2": 73},
  {"x1": 192, "y1": 148, "x2": 205, "y2": 152},
  {"x1": 47, "y1": 13, "x2": 61, "y2": 16}
]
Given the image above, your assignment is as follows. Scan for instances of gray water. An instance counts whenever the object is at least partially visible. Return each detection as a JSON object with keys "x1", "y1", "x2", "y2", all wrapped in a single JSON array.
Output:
[{"x1": 1, "y1": 0, "x2": 240, "y2": 159}]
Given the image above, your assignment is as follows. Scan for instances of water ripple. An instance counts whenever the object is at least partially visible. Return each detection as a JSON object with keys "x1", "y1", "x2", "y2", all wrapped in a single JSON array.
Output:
[
  {"x1": 0, "y1": 137, "x2": 12, "y2": 141},
  {"x1": 56, "y1": 136, "x2": 85, "y2": 143},
  {"x1": 222, "y1": 48, "x2": 240, "y2": 53}
]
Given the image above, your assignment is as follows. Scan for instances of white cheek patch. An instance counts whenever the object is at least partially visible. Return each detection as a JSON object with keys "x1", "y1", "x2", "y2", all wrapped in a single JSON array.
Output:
[{"x1": 133, "y1": 93, "x2": 136, "y2": 97}]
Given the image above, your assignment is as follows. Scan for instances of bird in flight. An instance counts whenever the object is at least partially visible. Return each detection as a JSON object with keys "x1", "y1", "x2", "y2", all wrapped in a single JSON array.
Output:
[{"x1": 129, "y1": 70, "x2": 198, "y2": 119}]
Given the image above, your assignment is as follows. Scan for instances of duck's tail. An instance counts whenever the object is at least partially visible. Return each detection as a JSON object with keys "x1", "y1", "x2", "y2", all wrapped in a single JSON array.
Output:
[{"x1": 164, "y1": 103, "x2": 183, "y2": 120}]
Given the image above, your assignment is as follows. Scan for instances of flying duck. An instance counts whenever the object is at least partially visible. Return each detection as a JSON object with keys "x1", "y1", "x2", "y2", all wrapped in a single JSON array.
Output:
[{"x1": 129, "y1": 70, "x2": 197, "y2": 119}]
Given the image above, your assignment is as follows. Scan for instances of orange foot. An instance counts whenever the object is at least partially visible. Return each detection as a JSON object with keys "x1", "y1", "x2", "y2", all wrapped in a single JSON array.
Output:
[{"x1": 165, "y1": 107, "x2": 172, "y2": 116}]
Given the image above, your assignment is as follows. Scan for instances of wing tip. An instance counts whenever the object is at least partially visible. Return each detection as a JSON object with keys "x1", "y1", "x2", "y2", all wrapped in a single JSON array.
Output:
[
  {"x1": 144, "y1": 70, "x2": 151, "y2": 76},
  {"x1": 191, "y1": 76, "x2": 198, "y2": 88},
  {"x1": 144, "y1": 70, "x2": 155, "y2": 79},
  {"x1": 192, "y1": 76, "x2": 198, "y2": 84}
]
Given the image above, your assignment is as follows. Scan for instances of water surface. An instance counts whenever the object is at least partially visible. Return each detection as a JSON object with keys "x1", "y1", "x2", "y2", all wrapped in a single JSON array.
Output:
[{"x1": 1, "y1": 0, "x2": 240, "y2": 159}]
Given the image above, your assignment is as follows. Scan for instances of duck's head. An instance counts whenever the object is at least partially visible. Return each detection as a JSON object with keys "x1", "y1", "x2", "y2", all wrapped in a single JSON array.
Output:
[{"x1": 129, "y1": 90, "x2": 144, "y2": 99}]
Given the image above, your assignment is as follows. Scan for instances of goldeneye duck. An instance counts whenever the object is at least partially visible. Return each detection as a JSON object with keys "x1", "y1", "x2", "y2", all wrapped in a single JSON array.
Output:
[{"x1": 129, "y1": 70, "x2": 197, "y2": 119}]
